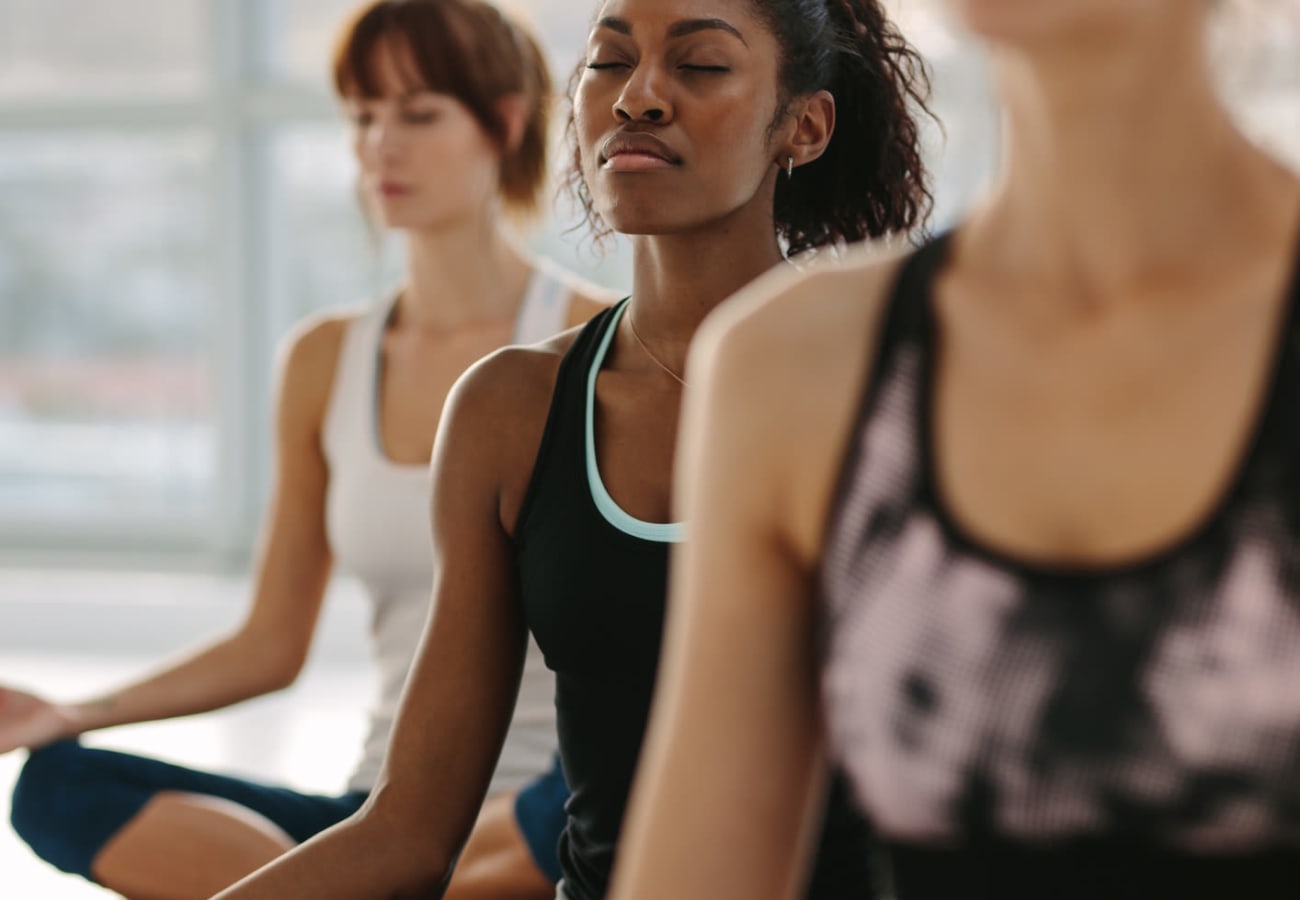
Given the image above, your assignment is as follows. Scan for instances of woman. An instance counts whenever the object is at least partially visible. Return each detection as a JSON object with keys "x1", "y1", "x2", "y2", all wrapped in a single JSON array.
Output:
[
  {"x1": 610, "y1": 2, "x2": 1300, "y2": 899},
  {"x1": 2, "y1": 2, "x2": 609, "y2": 898},
  {"x1": 215, "y1": 0, "x2": 930, "y2": 897}
]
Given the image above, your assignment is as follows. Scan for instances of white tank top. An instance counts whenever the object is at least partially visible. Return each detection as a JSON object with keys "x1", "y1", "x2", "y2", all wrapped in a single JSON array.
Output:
[{"x1": 323, "y1": 266, "x2": 573, "y2": 794}]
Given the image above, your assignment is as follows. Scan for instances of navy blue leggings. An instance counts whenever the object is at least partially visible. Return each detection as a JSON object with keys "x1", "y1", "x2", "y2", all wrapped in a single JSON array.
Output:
[
  {"x1": 9, "y1": 740, "x2": 366, "y2": 883},
  {"x1": 514, "y1": 752, "x2": 568, "y2": 883}
]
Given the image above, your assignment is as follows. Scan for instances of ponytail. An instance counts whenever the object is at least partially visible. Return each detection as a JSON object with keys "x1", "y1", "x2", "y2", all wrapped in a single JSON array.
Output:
[
  {"x1": 763, "y1": 0, "x2": 934, "y2": 254},
  {"x1": 498, "y1": 16, "x2": 553, "y2": 216}
]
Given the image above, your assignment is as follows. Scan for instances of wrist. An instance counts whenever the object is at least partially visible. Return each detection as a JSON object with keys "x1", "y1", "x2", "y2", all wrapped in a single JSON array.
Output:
[{"x1": 63, "y1": 697, "x2": 113, "y2": 736}]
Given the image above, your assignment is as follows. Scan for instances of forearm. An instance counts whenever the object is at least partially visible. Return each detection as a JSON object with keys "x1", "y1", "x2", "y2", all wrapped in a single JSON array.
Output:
[
  {"x1": 65, "y1": 629, "x2": 294, "y2": 736},
  {"x1": 215, "y1": 805, "x2": 451, "y2": 900}
]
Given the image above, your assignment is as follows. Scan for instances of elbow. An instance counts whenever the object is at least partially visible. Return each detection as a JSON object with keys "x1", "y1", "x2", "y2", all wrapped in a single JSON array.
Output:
[
  {"x1": 261, "y1": 642, "x2": 307, "y2": 692},
  {"x1": 401, "y1": 870, "x2": 454, "y2": 899},
  {"x1": 363, "y1": 790, "x2": 457, "y2": 891},
  {"x1": 262, "y1": 658, "x2": 304, "y2": 693},
  {"x1": 387, "y1": 846, "x2": 452, "y2": 898},
  {"x1": 233, "y1": 627, "x2": 308, "y2": 694}
]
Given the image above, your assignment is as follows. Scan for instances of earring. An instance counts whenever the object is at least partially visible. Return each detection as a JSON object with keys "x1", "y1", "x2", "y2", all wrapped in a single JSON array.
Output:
[{"x1": 786, "y1": 156, "x2": 794, "y2": 179}]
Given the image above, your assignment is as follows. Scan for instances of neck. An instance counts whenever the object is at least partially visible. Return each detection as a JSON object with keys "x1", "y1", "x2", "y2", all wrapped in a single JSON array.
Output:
[
  {"x1": 394, "y1": 210, "x2": 532, "y2": 331},
  {"x1": 625, "y1": 209, "x2": 787, "y2": 373},
  {"x1": 973, "y1": 10, "x2": 1298, "y2": 301}
]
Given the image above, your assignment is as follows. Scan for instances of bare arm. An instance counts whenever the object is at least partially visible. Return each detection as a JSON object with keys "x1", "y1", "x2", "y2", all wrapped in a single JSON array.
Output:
[
  {"x1": 214, "y1": 348, "x2": 548, "y2": 899},
  {"x1": 0, "y1": 317, "x2": 342, "y2": 753},
  {"x1": 609, "y1": 260, "x2": 899, "y2": 900}
]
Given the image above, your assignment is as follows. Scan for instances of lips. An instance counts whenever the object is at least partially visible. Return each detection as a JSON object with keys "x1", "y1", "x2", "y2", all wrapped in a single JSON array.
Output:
[{"x1": 600, "y1": 132, "x2": 682, "y2": 170}]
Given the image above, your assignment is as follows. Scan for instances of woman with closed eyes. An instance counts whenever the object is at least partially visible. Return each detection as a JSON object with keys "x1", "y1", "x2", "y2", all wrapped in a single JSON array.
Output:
[{"x1": 217, "y1": 1, "x2": 931, "y2": 897}]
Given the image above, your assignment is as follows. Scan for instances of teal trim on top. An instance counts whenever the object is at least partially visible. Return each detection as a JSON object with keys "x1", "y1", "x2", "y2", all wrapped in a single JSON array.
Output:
[{"x1": 585, "y1": 299, "x2": 685, "y2": 544}]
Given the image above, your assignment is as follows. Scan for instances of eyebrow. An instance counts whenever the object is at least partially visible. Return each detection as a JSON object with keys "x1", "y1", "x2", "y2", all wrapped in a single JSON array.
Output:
[{"x1": 594, "y1": 16, "x2": 748, "y2": 47}]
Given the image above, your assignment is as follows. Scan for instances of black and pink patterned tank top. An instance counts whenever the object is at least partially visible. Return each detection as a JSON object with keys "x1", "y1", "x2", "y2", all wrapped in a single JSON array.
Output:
[{"x1": 818, "y1": 232, "x2": 1300, "y2": 899}]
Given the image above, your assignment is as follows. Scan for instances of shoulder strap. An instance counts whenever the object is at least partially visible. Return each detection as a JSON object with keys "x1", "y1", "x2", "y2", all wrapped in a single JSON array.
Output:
[
  {"x1": 1243, "y1": 228, "x2": 1300, "y2": 482},
  {"x1": 321, "y1": 300, "x2": 392, "y2": 458},
  {"x1": 514, "y1": 262, "x2": 574, "y2": 344},
  {"x1": 513, "y1": 302, "x2": 626, "y2": 541},
  {"x1": 884, "y1": 230, "x2": 954, "y2": 347}
]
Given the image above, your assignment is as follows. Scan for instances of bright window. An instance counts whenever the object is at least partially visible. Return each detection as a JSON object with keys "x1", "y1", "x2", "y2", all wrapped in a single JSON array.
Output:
[
  {"x1": 0, "y1": 0, "x2": 205, "y2": 100},
  {"x1": 0, "y1": 0, "x2": 1295, "y2": 561}
]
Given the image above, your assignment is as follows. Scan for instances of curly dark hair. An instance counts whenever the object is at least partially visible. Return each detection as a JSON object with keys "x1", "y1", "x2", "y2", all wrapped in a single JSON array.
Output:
[{"x1": 561, "y1": 0, "x2": 934, "y2": 255}]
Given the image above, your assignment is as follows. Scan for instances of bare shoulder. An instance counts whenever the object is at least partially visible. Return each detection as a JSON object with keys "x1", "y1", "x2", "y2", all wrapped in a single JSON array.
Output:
[
  {"x1": 690, "y1": 241, "x2": 912, "y2": 562},
  {"x1": 696, "y1": 239, "x2": 908, "y2": 374},
  {"x1": 448, "y1": 324, "x2": 582, "y2": 418},
  {"x1": 274, "y1": 306, "x2": 366, "y2": 433},
  {"x1": 437, "y1": 326, "x2": 586, "y2": 528}
]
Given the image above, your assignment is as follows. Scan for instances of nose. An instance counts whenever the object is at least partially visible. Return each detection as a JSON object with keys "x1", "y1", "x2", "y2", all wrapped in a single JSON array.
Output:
[
  {"x1": 372, "y1": 122, "x2": 402, "y2": 160},
  {"x1": 360, "y1": 115, "x2": 403, "y2": 165},
  {"x1": 613, "y1": 63, "x2": 671, "y2": 124}
]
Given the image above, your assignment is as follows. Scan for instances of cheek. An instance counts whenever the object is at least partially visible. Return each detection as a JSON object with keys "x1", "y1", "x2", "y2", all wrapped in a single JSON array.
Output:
[
  {"x1": 572, "y1": 91, "x2": 604, "y2": 177},
  {"x1": 420, "y1": 127, "x2": 500, "y2": 181},
  {"x1": 351, "y1": 132, "x2": 370, "y2": 168},
  {"x1": 701, "y1": 109, "x2": 778, "y2": 182}
]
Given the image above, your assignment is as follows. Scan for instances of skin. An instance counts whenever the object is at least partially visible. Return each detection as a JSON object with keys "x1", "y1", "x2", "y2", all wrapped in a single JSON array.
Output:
[
  {"x1": 211, "y1": 0, "x2": 832, "y2": 896},
  {"x1": 608, "y1": 2, "x2": 1300, "y2": 898},
  {"x1": 0, "y1": 32, "x2": 607, "y2": 900}
]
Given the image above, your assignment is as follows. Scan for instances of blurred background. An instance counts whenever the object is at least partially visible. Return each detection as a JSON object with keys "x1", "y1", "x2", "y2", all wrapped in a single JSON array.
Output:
[
  {"x1": 0, "y1": 0, "x2": 1294, "y2": 567},
  {"x1": 0, "y1": 1, "x2": 1296, "y2": 896}
]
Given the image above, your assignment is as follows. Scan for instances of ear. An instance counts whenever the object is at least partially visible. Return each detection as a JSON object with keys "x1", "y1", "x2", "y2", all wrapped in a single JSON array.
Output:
[
  {"x1": 780, "y1": 89, "x2": 835, "y2": 173},
  {"x1": 495, "y1": 93, "x2": 532, "y2": 154}
]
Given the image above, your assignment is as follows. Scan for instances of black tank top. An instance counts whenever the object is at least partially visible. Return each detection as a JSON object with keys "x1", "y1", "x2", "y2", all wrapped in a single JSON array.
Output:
[
  {"x1": 818, "y1": 233, "x2": 1300, "y2": 899},
  {"x1": 516, "y1": 301, "x2": 877, "y2": 900}
]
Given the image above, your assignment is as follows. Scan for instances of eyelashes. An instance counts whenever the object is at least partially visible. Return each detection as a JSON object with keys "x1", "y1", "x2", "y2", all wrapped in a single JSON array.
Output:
[
  {"x1": 584, "y1": 61, "x2": 732, "y2": 74},
  {"x1": 346, "y1": 110, "x2": 441, "y2": 127}
]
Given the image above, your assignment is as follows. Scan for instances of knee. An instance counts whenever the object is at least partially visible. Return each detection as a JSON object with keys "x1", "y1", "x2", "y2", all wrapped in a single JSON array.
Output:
[
  {"x1": 11, "y1": 740, "x2": 83, "y2": 831},
  {"x1": 10, "y1": 740, "x2": 95, "y2": 870}
]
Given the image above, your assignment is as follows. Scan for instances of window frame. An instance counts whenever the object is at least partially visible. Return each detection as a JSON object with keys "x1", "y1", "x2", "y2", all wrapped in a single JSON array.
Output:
[{"x1": 0, "y1": 0, "x2": 341, "y2": 563}]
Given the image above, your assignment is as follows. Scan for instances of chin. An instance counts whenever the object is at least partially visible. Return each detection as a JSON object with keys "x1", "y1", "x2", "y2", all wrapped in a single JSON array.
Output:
[
  {"x1": 378, "y1": 206, "x2": 471, "y2": 234},
  {"x1": 949, "y1": 0, "x2": 1136, "y2": 45},
  {"x1": 373, "y1": 213, "x2": 419, "y2": 232},
  {"x1": 597, "y1": 196, "x2": 708, "y2": 239},
  {"x1": 601, "y1": 214, "x2": 693, "y2": 238}
]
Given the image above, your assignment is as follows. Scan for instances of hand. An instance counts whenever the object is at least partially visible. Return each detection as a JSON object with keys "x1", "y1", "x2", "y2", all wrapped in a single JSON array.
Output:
[{"x1": 0, "y1": 686, "x2": 77, "y2": 754}]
